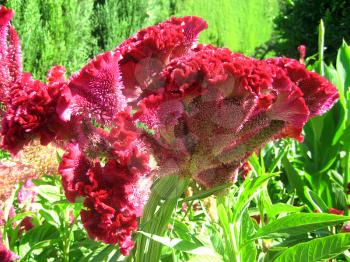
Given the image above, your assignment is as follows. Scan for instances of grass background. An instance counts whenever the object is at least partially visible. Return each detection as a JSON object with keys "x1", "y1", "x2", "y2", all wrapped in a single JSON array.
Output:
[{"x1": 2, "y1": 0, "x2": 279, "y2": 79}]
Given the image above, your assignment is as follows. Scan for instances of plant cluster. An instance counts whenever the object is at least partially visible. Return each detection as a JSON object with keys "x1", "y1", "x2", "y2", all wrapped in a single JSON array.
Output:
[
  {"x1": 272, "y1": 0, "x2": 350, "y2": 60},
  {"x1": 0, "y1": 4, "x2": 348, "y2": 262}
]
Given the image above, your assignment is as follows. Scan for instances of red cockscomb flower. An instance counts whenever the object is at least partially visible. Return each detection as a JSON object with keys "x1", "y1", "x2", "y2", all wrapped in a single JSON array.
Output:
[
  {"x1": 0, "y1": 6, "x2": 339, "y2": 256},
  {"x1": 0, "y1": 8, "x2": 71, "y2": 154},
  {"x1": 133, "y1": 43, "x2": 338, "y2": 187},
  {"x1": 66, "y1": 51, "x2": 126, "y2": 123},
  {"x1": 0, "y1": 241, "x2": 19, "y2": 262},
  {"x1": 58, "y1": 140, "x2": 152, "y2": 255}
]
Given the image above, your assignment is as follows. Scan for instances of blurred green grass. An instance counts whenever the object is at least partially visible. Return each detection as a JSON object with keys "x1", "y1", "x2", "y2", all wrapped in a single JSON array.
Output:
[
  {"x1": 174, "y1": 0, "x2": 279, "y2": 55},
  {"x1": 2, "y1": 0, "x2": 279, "y2": 80}
]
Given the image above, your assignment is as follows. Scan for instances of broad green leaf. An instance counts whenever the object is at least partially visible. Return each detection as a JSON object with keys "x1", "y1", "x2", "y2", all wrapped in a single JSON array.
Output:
[
  {"x1": 317, "y1": 179, "x2": 337, "y2": 208},
  {"x1": 274, "y1": 233, "x2": 350, "y2": 262},
  {"x1": 21, "y1": 223, "x2": 59, "y2": 247},
  {"x1": 331, "y1": 184, "x2": 347, "y2": 209},
  {"x1": 264, "y1": 247, "x2": 288, "y2": 262},
  {"x1": 39, "y1": 208, "x2": 60, "y2": 226},
  {"x1": 205, "y1": 224, "x2": 226, "y2": 258},
  {"x1": 37, "y1": 185, "x2": 63, "y2": 202},
  {"x1": 249, "y1": 153, "x2": 261, "y2": 175},
  {"x1": 135, "y1": 176, "x2": 189, "y2": 262},
  {"x1": 255, "y1": 213, "x2": 350, "y2": 239},
  {"x1": 324, "y1": 63, "x2": 340, "y2": 89},
  {"x1": 151, "y1": 176, "x2": 186, "y2": 199},
  {"x1": 107, "y1": 250, "x2": 121, "y2": 262}
]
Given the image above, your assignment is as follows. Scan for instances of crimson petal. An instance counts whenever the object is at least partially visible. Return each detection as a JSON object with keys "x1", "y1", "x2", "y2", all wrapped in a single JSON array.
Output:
[{"x1": 68, "y1": 51, "x2": 126, "y2": 122}]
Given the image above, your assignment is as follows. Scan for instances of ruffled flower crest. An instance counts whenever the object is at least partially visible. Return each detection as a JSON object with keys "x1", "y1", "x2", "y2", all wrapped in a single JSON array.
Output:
[{"x1": 0, "y1": 6, "x2": 339, "y2": 256}]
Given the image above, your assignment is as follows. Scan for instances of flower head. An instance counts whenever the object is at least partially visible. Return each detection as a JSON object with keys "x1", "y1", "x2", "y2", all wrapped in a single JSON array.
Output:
[
  {"x1": 134, "y1": 43, "x2": 338, "y2": 187},
  {"x1": 66, "y1": 51, "x2": 126, "y2": 123},
  {"x1": 0, "y1": 6, "x2": 340, "y2": 255},
  {"x1": 59, "y1": 141, "x2": 152, "y2": 256},
  {"x1": 0, "y1": 241, "x2": 19, "y2": 262}
]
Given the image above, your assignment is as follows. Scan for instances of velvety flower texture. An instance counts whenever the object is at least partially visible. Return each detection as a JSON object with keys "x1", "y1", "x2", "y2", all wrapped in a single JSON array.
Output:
[
  {"x1": 135, "y1": 44, "x2": 338, "y2": 187},
  {"x1": 0, "y1": 6, "x2": 70, "y2": 155},
  {"x1": 59, "y1": 142, "x2": 152, "y2": 255},
  {"x1": 0, "y1": 241, "x2": 19, "y2": 262},
  {"x1": 0, "y1": 5, "x2": 339, "y2": 256}
]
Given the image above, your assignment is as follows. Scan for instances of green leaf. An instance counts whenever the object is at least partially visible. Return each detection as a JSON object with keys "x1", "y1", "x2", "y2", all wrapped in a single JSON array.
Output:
[
  {"x1": 255, "y1": 213, "x2": 350, "y2": 239},
  {"x1": 87, "y1": 245, "x2": 118, "y2": 262},
  {"x1": 179, "y1": 183, "x2": 233, "y2": 204},
  {"x1": 135, "y1": 176, "x2": 189, "y2": 262},
  {"x1": 37, "y1": 185, "x2": 63, "y2": 202},
  {"x1": 317, "y1": 19, "x2": 325, "y2": 76},
  {"x1": 324, "y1": 63, "x2": 340, "y2": 90},
  {"x1": 274, "y1": 233, "x2": 350, "y2": 262},
  {"x1": 38, "y1": 208, "x2": 60, "y2": 226},
  {"x1": 21, "y1": 239, "x2": 59, "y2": 261},
  {"x1": 6, "y1": 211, "x2": 36, "y2": 225},
  {"x1": 217, "y1": 202, "x2": 234, "y2": 256},
  {"x1": 267, "y1": 203, "x2": 304, "y2": 218},
  {"x1": 282, "y1": 157, "x2": 310, "y2": 207},
  {"x1": 187, "y1": 254, "x2": 223, "y2": 262},
  {"x1": 268, "y1": 144, "x2": 290, "y2": 173},
  {"x1": 234, "y1": 173, "x2": 276, "y2": 220},
  {"x1": 337, "y1": 40, "x2": 350, "y2": 92},
  {"x1": 240, "y1": 210, "x2": 257, "y2": 262},
  {"x1": 304, "y1": 188, "x2": 329, "y2": 213},
  {"x1": 138, "y1": 231, "x2": 219, "y2": 257}
]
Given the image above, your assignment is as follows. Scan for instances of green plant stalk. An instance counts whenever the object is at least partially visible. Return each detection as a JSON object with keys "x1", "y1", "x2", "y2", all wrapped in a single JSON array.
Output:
[
  {"x1": 344, "y1": 140, "x2": 350, "y2": 216},
  {"x1": 62, "y1": 211, "x2": 74, "y2": 262},
  {"x1": 231, "y1": 220, "x2": 241, "y2": 262},
  {"x1": 318, "y1": 19, "x2": 325, "y2": 76},
  {"x1": 134, "y1": 175, "x2": 189, "y2": 262},
  {"x1": 217, "y1": 195, "x2": 241, "y2": 262}
]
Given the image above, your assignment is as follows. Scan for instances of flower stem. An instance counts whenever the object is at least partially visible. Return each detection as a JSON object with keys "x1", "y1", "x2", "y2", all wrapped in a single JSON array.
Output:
[
  {"x1": 344, "y1": 141, "x2": 350, "y2": 216},
  {"x1": 134, "y1": 176, "x2": 189, "y2": 262}
]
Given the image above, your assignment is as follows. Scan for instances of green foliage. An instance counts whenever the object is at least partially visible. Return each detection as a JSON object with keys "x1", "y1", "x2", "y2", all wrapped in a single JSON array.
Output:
[
  {"x1": 4, "y1": 0, "x2": 280, "y2": 82},
  {"x1": 274, "y1": 233, "x2": 350, "y2": 262},
  {"x1": 280, "y1": 25, "x2": 350, "y2": 214},
  {"x1": 1, "y1": 175, "x2": 120, "y2": 261},
  {"x1": 0, "y1": 149, "x2": 10, "y2": 160},
  {"x1": 135, "y1": 176, "x2": 189, "y2": 262},
  {"x1": 92, "y1": 0, "x2": 150, "y2": 53},
  {"x1": 272, "y1": 0, "x2": 350, "y2": 60},
  {"x1": 173, "y1": 0, "x2": 279, "y2": 55},
  {"x1": 6, "y1": 0, "x2": 95, "y2": 80},
  {"x1": 2, "y1": 2, "x2": 350, "y2": 261},
  {"x1": 254, "y1": 213, "x2": 350, "y2": 239},
  {"x1": 92, "y1": 0, "x2": 279, "y2": 56}
]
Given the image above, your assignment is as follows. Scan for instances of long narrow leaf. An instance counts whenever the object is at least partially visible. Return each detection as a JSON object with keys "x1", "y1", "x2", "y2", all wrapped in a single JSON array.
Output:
[{"x1": 254, "y1": 213, "x2": 350, "y2": 239}]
